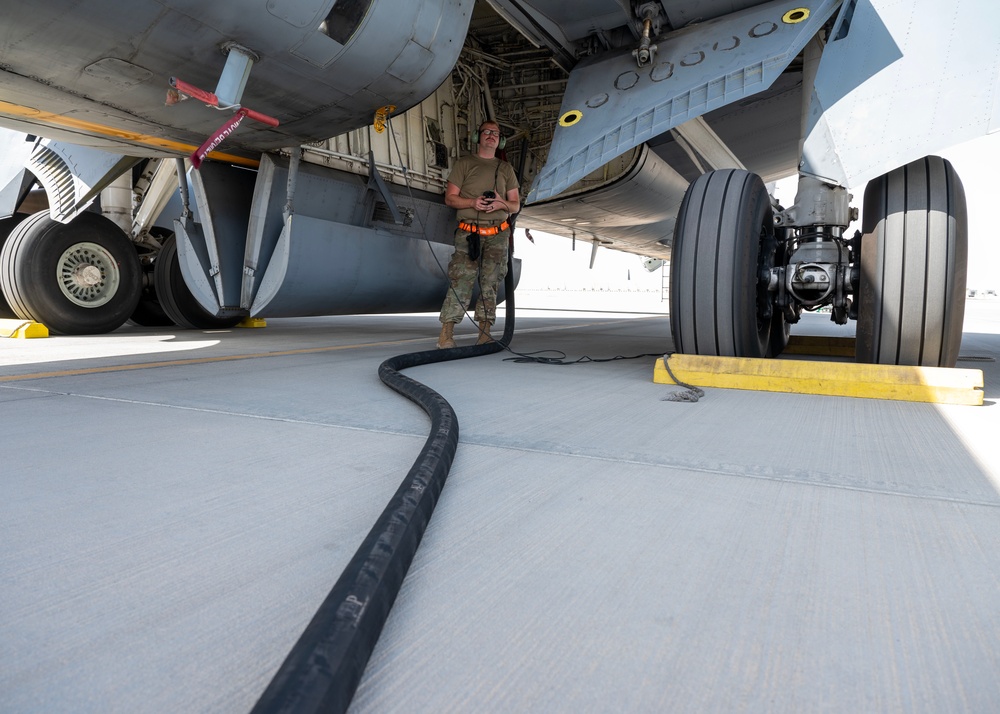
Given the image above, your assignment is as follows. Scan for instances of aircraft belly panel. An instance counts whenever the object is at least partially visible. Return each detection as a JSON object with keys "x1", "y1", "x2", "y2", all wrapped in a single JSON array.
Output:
[
  {"x1": 171, "y1": 153, "x2": 474, "y2": 319},
  {"x1": 528, "y1": 0, "x2": 842, "y2": 203},
  {"x1": 243, "y1": 155, "x2": 370, "y2": 310},
  {"x1": 250, "y1": 217, "x2": 520, "y2": 318},
  {"x1": 251, "y1": 217, "x2": 439, "y2": 317},
  {"x1": 801, "y1": 0, "x2": 1000, "y2": 188}
]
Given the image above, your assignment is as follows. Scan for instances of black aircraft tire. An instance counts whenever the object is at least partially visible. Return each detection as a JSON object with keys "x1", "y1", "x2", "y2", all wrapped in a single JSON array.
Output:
[
  {"x1": 129, "y1": 288, "x2": 175, "y2": 327},
  {"x1": 0, "y1": 213, "x2": 29, "y2": 318},
  {"x1": 768, "y1": 309, "x2": 792, "y2": 358},
  {"x1": 0, "y1": 210, "x2": 141, "y2": 334},
  {"x1": 129, "y1": 230, "x2": 175, "y2": 327},
  {"x1": 670, "y1": 169, "x2": 775, "y2": 358},
  {"x1": 154, "y1": 234, "x2": 241, "y2": 330},
  {"x1": 856, "y1": 156, "x2": 968, "y2": 367}
]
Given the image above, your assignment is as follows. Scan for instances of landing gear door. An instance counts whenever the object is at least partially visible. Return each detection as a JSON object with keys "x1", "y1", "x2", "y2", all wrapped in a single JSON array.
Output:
[
  {"x1": 0, "y1": 129, "x2": 36, "y2": 217},
  {"x1": 174, "y1": 161, "x2": 257, "y2": 315}
]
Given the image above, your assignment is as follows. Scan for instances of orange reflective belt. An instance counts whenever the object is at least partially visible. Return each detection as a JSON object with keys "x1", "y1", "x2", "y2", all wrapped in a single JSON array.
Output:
[{"x1": 458, "y1": 220, "x2": 509, "y2": 236}]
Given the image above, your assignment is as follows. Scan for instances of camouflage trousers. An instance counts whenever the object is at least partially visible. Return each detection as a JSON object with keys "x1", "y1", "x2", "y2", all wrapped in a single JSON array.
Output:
[{"x1": 438, "y1": 225, "x2": 510, "y2": 324}]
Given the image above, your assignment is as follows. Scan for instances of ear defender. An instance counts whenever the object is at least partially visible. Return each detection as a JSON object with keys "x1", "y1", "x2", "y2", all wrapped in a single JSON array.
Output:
[{"x1": 474, "y1": 127, "x2": 506, "y2": 150}]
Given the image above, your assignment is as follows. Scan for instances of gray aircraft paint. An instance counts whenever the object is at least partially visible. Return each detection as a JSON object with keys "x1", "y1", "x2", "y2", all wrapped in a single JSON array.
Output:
[
  {"x1": 800, "y1": 0, "x2": 1000, "y2": 187},
  {"x1": 528, "y1": 0, "x2": 842, "y2": 202}
]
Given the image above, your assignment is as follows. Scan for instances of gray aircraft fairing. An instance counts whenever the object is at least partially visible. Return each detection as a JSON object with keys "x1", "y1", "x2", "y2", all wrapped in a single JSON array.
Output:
[{"x1": 0, "y1": 0, "x2": 473, "y2": 157}]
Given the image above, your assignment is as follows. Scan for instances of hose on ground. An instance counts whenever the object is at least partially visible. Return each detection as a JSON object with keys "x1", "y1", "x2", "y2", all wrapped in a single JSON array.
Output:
[{"x1": 252, "y1": 258, "x2": 516, "y2": 714}]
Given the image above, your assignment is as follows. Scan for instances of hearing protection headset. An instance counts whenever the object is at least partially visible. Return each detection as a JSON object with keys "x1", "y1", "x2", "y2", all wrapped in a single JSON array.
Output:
[{"x1": 474, "y1": 123, "x2": 506, "y2": 150}]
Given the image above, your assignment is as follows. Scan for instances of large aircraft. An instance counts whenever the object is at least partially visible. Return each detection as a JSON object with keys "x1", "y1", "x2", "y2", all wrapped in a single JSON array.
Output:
[{"x1": 1, "y1": 0, "x2": 997, "y2": 368}]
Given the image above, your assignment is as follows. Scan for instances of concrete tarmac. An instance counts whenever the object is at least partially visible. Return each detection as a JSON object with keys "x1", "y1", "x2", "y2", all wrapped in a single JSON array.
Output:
[{"x1": 2, "y1": 300, "x2": 999, "y2": 713}]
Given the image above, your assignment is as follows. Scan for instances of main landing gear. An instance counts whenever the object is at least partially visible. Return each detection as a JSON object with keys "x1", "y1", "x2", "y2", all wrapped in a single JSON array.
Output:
[
  {"x1": 0, "y1": 212, "x2": 242, "y2": 333},
  {"x1": 0, "y1": 210, "x2": 141, "y2": 334},
  {"x1": 669, "y1": 156, "x2": 968, "y2": 368}
]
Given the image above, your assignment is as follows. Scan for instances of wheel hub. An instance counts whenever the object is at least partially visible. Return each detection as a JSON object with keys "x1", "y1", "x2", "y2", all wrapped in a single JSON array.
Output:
[
  {"x1": 56, "y1": 242, "x2": 121, "y2": 308},
  {"x1": 74, "y1": 264, "x2": 103, "y2": 287}
]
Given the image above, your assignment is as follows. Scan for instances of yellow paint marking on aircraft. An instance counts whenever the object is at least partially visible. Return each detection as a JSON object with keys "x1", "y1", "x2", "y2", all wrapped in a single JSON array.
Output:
[
  {"x1": 654, "y1": 353, "x2": 984, "y2": 406},
  {"x1": 0, "y1": 100, "x2": 260, "y2": 168}
]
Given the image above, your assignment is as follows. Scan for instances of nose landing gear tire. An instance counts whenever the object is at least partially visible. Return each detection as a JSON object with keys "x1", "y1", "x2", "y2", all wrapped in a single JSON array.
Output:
[
  {"x1": 856, "y1": 156, "x2": 967, "y2": 367},
  {"x1": 670, "y1": 169, "x2": 776, "y2": 358}
]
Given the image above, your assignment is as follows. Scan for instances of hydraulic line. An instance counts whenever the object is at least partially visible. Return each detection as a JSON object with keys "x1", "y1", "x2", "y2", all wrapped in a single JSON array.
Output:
[{"x1": 252, "y1": 259, "x2": 516, "y2": 714}]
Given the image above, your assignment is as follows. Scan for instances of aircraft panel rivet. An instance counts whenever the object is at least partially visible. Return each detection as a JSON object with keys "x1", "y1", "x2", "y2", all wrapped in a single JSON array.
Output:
[{"x1": 782, "y1": 8, "x2": 810, "y2": 24}]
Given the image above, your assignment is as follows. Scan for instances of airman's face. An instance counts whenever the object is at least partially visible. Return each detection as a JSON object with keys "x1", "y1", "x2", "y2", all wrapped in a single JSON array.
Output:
[{"x1": 480, "y1": 124, "x2": 501, "y2": 148}]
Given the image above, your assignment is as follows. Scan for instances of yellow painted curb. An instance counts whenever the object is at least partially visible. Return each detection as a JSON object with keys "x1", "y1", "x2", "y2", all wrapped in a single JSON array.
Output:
[
  {"x1": 237, "y1": 317, "x2": 267, "y2": 328},
  {"x1": 654, "y1": 353, "x2": 984, "y2": 406},
  {"x1": 784, "y1": 335, "x2": 856, "y2": 357},
  {"x1": 0, "y1": 319, "x2": 49, "y2": 339}
]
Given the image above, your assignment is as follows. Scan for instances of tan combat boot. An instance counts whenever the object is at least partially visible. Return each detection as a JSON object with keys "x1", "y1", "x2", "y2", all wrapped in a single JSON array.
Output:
[
  {"x1": 476, "y1": 319, "x2": 493, "y2": 345},
  {"x1": 437, "y1": 321, "x2": 456, "y2": 349}
]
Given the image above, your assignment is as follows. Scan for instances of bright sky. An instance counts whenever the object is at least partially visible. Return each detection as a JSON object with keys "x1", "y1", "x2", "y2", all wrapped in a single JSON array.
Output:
[
  {"x1": 515, "y1": 132, "x2": 1000, "y2": 292},
  {"x1": 933, "y1": 133, "x2": 1000, "y2": 289}
]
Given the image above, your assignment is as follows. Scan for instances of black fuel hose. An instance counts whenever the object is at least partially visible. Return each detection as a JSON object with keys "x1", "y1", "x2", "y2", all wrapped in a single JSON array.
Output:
[{"x1": 252, "y1": 257, "x2": 516, "y2": 714}]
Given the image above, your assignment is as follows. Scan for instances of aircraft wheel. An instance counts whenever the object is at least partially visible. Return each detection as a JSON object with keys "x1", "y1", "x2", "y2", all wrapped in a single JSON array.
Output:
[
  {"x1": 856, "y1": 156, "x2": 967, "y2": 367},
  {"x1": 154, "y1": 233, "x2": 241, "y2": 329},
  {"x1": 129, "y1": 231, "x2": 175, "y2": 327},
  {"x1": 670, "y1": 169, "x2": 775, "y2": 357},
  {"x1": 0, "y1": 210, "x2": 141, "y2": 334},
  {"x1": 129, "y1": 270, "x2": 175, "y2": 327},
  {"x1": 0, "y1": 214, "x2": 29, "y2": 318},
  {"x1": 768, "y1": 310, "x2": 792, "y2": 358},
  {"x1": 766, "y1": 238, "x2": 793, "y2": 358}
]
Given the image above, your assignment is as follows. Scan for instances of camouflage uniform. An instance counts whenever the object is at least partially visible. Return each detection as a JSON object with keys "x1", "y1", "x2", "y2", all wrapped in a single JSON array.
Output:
[
  {"x1": 439, "y1": 225, "x2": 510, "y2": 324},
  {"x1": 438, "y1": 152, "x2": 518, "y2": 326}
]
